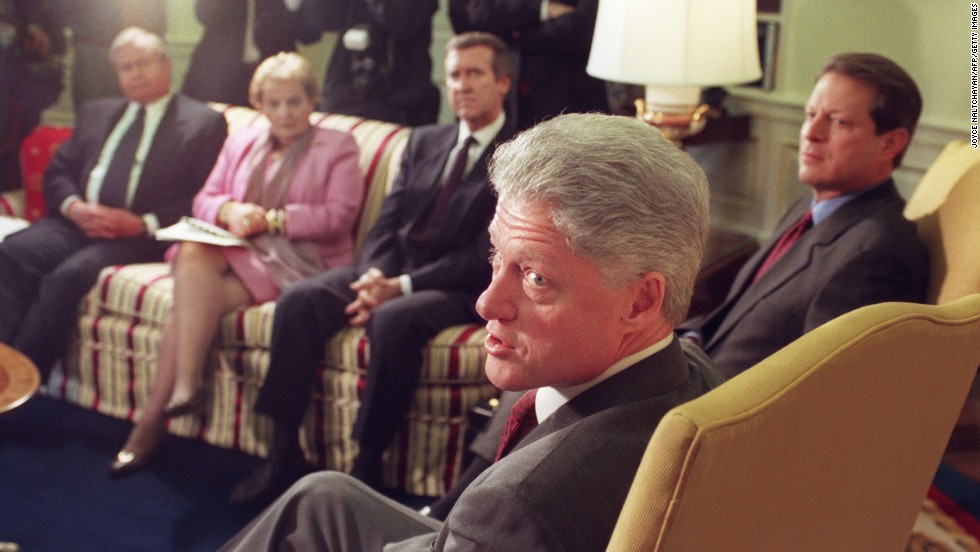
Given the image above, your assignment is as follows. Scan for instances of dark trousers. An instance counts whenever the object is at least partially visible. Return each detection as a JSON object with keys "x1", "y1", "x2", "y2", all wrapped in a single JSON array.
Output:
[
  {"x1": 0, "y1": 216, "x2": 167, "y2": 377},
  {"x1": 254, "y1": 266, "x2": 482, "y2": 452}
]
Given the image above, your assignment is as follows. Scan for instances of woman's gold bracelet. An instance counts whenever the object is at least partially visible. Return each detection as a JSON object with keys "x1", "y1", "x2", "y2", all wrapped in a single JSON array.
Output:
[{"x1": 265, "y1": 209, "x2": 286, "y2": 235}]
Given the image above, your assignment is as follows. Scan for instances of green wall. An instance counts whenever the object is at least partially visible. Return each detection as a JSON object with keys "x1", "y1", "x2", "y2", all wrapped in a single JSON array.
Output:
[{"x1": 749, "y1": 0, "x2": 968, "y2": 132}]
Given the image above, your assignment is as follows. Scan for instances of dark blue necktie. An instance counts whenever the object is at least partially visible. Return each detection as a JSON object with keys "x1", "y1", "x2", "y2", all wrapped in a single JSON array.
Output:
[{"x1": 100, "y1": 107, "x2": 145, "y2": 208}]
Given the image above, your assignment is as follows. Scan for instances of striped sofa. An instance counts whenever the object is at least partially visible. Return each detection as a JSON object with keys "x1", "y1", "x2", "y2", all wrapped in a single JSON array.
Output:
[{"x1": 4, "y1": 106, "x2": 499, "y2": 497}]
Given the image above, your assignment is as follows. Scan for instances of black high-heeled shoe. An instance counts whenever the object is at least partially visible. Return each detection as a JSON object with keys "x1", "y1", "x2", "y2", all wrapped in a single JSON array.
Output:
[{"x1": 162, "y1": 389, "x2": 206, "y2": 419}]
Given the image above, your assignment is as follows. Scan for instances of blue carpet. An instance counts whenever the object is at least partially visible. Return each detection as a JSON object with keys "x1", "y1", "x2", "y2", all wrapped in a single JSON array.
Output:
[
  {"x1": 934, "y1": 461, "x2": 980, "y2": 519},
  {"x1": 0, "y1": 394, "x2": 267, "y2": 551}
]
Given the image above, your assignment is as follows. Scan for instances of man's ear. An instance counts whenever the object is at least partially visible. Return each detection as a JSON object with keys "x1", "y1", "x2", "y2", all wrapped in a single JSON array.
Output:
[
  {"x1": 879, "y1": 127, "x2": 909, "y2": 165},
  {"x1": 625, "y1": 271, "x2": 666, "y2": 325}
]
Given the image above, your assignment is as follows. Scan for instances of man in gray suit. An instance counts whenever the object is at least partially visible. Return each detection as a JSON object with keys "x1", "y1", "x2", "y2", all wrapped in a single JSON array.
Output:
[
  {"x1": 220, "y1": 112, "x2": 722, "y2": 551},
  {"x1": 679, "y1": 52, "x2": 929, "y2": 380}
]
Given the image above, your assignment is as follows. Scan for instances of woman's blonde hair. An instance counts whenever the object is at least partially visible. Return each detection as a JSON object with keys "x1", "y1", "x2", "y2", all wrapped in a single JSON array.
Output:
[{"x1": 249, "y1": 52, "x2": 319, "y2": 108}]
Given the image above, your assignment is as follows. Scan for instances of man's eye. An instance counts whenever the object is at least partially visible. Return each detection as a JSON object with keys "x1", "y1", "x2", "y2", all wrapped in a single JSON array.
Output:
[
  {"x1": 526, "y1": 271, "x2": 546, "y2": 287},
  {"x1": 488, "y1": 251, "x2": 500, "y2": 271}
]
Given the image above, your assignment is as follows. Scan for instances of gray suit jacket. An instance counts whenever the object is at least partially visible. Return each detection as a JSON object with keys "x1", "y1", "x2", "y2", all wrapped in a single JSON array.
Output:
[
  {"x1": 390, "y1": 339, "x2": 721, "y2": 551},
  {"x1": 680, "y1": 180, "x2": 929, "y2": 379}
]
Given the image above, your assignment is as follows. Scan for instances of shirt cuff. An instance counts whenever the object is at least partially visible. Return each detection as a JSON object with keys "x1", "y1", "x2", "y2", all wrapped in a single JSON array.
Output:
[
  {"x1": 679, "y1": 330, "x2": 702, "y2": 346},
  {"x1": 540, "y1": 0, "x2": 550, "y2": 21},
  {"x1": 60, "y1": 195, "x2": 82, "y2": 216},
  {"x1": 143, "y1": 213, "x2": 160, "y2": 234},
  {"x1": 283, "y1": 0, "x2": 302, "y2": 12},
  {"x1": 399, "y1": 274, "x2": 413, "y2": 296}
]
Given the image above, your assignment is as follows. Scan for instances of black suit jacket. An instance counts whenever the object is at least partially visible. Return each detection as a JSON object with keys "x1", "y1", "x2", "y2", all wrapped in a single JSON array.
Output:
[
  {"x1": 388, "y1": 338, "x2": 722, "y2": 551},
  {"x1": 357, "y1": 121, "x2": 516, "y2": 293},
  {"x1": 290, "y1": 0, "x2": 441, "y2": 126},
  {"x1": 182, "y1": 0, "x2": 297, "y2": 106},
  {"x1": 680, "y1": 180, "x2": 929, "y2": 379},
  {"x1": 43, "y1": 94, "x2": 228, "y2": 228}
]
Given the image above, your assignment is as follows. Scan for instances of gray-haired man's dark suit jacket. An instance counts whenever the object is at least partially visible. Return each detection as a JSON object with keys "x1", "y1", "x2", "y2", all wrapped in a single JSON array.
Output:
[
  {"x1": 220, "y1": 339, "x2": 721, "y2": 551},
  {"x1": 416, "y1": 339, "x2": 720, "y2": 551}
]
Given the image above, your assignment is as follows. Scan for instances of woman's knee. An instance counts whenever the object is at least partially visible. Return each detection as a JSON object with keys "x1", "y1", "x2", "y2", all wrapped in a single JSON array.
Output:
[{"x1": 174, "y1": 242, "x2": 226, "y2": 270}]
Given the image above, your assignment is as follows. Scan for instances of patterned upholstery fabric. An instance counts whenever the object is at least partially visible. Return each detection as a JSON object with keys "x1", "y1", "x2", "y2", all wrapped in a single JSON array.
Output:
[
  {"x1": 38, "y1": 105, "x2": 498, "y2": 496},
  {"x1": 0, "y1": 189, "x2": 23, "y2": 217},
  {"x1": 19, "y1": 126, "x2": 74, "y2": 221}
]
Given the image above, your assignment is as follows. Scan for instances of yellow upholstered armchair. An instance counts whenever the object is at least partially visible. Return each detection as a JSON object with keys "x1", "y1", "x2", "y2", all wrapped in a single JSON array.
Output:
[
  {"x1": 607, "y1": 295, "x2": 980, "y2": 551},
  {"x1": 904, "y1": 140, "x2": 980, "y2": 304}
]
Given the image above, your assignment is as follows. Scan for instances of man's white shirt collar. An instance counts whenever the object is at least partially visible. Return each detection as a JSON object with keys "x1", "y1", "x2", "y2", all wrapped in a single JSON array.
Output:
[
  {"x1": 459, "y1": 111, "x2": 506, "y2": 150},
  {"x1": 534, "y1": 334, "x2": 675, "y2": 423}
]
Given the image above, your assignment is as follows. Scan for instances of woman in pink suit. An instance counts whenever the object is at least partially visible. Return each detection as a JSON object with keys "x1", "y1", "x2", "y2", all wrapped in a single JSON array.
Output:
[{"x1": 110, "y1": 52, "x2": 364, "y2": 476}]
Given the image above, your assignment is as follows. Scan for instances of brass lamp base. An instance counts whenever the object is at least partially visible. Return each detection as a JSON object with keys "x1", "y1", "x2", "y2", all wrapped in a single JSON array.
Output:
[{"x1": 635, "y1": 98, "x2": 711, "y2": 146}]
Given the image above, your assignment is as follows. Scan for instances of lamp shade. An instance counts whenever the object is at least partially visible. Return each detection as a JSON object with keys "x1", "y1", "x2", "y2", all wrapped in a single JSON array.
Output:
[{"x1": 587, "y1": 0, "x2": 762, "y2": 87}]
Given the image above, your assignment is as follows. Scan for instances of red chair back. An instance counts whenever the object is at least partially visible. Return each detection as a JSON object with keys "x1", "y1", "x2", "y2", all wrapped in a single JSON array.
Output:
[{"x1": 19, "y1": 126, "x2": 73, "y2": 221}]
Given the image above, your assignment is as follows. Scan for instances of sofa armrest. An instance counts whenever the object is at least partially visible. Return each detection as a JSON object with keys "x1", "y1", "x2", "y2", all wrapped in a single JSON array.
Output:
[{"x1": 1, "y1": 189, "x2": 25, "y2": 218}]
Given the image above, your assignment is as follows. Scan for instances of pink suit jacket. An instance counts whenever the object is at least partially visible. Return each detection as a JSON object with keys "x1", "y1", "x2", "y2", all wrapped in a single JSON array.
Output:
[{"x1": 191, "y1": 123, "x2": 364, "y2": 302}]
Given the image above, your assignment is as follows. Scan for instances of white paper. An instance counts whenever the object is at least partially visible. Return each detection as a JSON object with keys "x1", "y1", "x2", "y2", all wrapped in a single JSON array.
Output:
[
  {"x1": 0, "y1": 216, "x2": 30, "y2": 242},
  {"x1": 154, "y1": 217, "x2": 249, "y2": 248}
]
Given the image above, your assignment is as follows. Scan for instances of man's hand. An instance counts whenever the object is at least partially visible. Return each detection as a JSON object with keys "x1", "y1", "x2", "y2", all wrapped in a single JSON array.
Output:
[
  {"x1": 66, "y1": 201, "x2": 146, "y2": 239},
  {"x1": 22, "y1": 25, "x2": 53, "y2": 56},
  {"x1": 546, "y1": 2, "x2": 575, "y2": 19},
  {"x1": 345, "y1": 267, "x2": 404, "y2": 326}
]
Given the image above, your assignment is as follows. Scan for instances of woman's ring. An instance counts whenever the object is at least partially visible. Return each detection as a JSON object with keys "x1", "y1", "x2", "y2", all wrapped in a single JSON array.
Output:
[{"x1": 242, "y1": 218, "x2": 251, "y2": 228}]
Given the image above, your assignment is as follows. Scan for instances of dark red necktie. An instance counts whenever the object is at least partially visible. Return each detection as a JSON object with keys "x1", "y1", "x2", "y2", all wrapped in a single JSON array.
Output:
[
  {"x1": 495, "y1": 389, "x2": 538, "y2": 461},
  {"x1": 753, "y1": 208, "x2": 813, "y2": 283},
  {"x1": 411, "y1": 136, "x2": 476, "y2": 242}
]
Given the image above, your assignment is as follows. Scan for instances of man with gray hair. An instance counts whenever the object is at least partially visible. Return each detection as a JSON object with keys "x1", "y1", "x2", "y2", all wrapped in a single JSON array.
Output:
[
  {"x1": 220, "y1": 112, "x2": 722, "y2": 552},
  {"x1": 0, "y1": 27, "x2": 227, "y2": 378}
]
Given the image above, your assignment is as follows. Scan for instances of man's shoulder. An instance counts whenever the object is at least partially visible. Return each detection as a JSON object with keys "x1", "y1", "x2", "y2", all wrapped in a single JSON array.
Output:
[
  {"x1": 507, "y1": 342, "x2": 718, "y2": 483},
  {"x1": 408, "y1": 123, "x2": 457, "y2": 142},
  {"x1": 167, "y1": 94, "x2": 225, "y2": 122},
  {"x1": 834, "y1": 183, "x2": 920, "y2": 243},
  {"x1": 75, "y1": 97, "x2": 126, "y2": 120}
]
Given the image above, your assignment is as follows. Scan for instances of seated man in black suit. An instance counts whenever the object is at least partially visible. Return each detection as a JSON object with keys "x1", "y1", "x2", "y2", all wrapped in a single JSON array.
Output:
[
  {"x1": 227, "y1": 31, "x2": 516, "y2": 507},
  {"x1": 679, "y1": 52, "x2": 929, "y2": 380},
  {"x1": 0, "y1": 27, "x2": 228, "y2": 379},
  {"x1": 220, "y1": 112, "x2": 722, "y2": 552}
]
